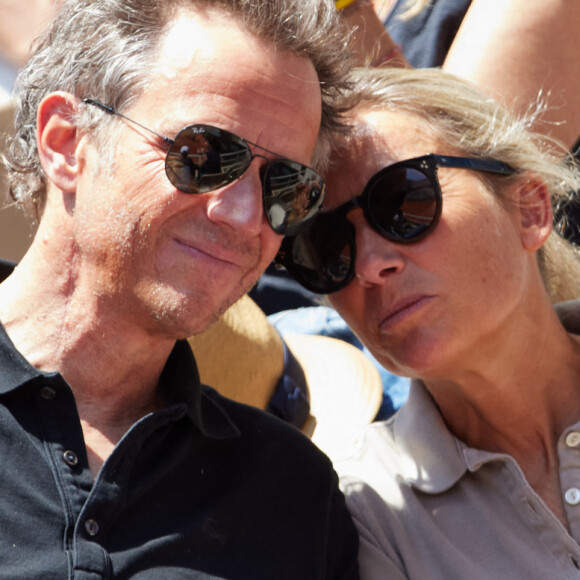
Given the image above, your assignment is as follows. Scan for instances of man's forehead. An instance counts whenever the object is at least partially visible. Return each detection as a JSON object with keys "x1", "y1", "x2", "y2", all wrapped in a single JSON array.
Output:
[
  {"x1": 155, "y1": 6, "x2": 269, "y2": 77},
  {"x1": 150, "y1": 6, "x2": 320, "y2": 107},
  {"x1": 159, "y1": 7, "x2": 240, "y2": 54}
]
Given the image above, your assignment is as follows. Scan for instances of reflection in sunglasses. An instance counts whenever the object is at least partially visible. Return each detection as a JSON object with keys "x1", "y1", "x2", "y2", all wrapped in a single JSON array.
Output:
[
  {"x1": 276, "y1": 153, "x2": 515, "y2": 293},
  {"x1": 83, "y1": 98, "x2": 326, "y2": 236}
]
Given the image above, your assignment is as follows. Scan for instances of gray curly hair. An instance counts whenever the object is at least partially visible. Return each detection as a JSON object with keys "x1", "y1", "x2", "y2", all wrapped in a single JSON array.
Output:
[
  {"x1": 332, "y1": 66, "x2": 580, "y2": 303},
  {"x1": 5, "y1": 0, "x2": 352, "y2": 220}
]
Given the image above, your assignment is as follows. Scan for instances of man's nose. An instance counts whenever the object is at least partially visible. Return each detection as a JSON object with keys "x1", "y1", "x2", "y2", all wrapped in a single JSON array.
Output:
[{"x1": 205, "y1": 160, "x2": 265, "y2": 236}]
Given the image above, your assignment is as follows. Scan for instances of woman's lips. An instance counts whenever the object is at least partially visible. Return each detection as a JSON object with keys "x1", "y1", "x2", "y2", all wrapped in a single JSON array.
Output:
[{"x1": 379, "y1": 295, "x2": 434, "y2": 331}]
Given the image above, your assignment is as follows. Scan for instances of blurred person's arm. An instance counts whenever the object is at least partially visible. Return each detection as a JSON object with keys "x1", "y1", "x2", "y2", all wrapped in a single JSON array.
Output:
[
  {"x1": 339, "y1": 0, "x2": 409, "y2": 67},
  {"x1": 443, "y1": 0, "x2": 580, "y2": 149}
]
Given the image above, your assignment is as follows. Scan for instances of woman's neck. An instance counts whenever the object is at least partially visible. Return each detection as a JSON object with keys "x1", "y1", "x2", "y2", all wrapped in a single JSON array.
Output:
[{"x1": 427, "y1": 309, "x2": 580, "y2": 461}]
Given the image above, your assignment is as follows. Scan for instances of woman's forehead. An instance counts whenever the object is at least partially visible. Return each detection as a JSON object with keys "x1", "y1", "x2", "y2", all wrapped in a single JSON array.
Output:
[
  {"x1": 324, "y1": 109, "x2": 441, "y2": 204},
  {"x1": 350, "y1": 108, "x2": 439, "y2": 154}
]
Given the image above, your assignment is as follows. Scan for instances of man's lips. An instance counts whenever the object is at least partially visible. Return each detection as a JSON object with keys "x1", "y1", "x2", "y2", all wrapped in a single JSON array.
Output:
[
  {"x1": 379, "y1": 295, "x2": 434, "y2": 330},
  {"x1": 173, "y1": 237, "x2": 245, "y2": 267}
]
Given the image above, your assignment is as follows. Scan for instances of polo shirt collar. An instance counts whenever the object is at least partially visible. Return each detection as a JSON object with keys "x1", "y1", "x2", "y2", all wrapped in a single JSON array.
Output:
[
  {"x1": 394, "y1": 380, "x2": 508, "y2": 494},
  {"x1": 392, "y1": 380, "x2": 466, "y2": 493},
  {"x1": 0, "y1": 322, "x2": 46, "y2": 393},
  {"x1": 0, "y1": 315, "x2": 238, "y2": 441},
  {"x1": 0, "y1": 258, "x2": 47, "y2": 394},
  {"x1": 159, "y1": 339, "x2": 239, "y2": 439}
]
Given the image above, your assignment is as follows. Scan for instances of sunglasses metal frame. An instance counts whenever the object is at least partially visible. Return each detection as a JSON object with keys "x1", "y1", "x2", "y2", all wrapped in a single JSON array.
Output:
[
  {"x1": 82, "y1": 98, "x2": 326, "y2": 235},
  {"x1": 276, "y1": 153, "x2": 516, "y2": 294}
]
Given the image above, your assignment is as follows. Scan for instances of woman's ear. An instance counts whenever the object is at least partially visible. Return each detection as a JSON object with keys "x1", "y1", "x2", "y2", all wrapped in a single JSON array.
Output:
[
  {"x1": 512, "y1": 174, "x2": 553, "y2": 252},
  {"x1": 37, "y1": 92, "x2": 84, "y2": 194}
]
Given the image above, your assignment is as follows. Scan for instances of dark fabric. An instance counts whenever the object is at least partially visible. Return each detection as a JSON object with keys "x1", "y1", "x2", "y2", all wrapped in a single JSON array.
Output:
[
  {"x1": 384, "y1": 0, "x2": 472, "y2": 68},
  {"x1": 562, "y1": 142, "x2": 580, "y2": 245},
  {"x1": 0, "y1": 258, "x2": 16, "y2": 280},
  {"x1": 266, "y1": 341, "x2": 310, "y2": 428},
  {"x1": 249, "y1": 263, "x2": 319, "y2": 315},
  {"x1": 0, "y1": 260, "x2": 359, "y2": 579}
]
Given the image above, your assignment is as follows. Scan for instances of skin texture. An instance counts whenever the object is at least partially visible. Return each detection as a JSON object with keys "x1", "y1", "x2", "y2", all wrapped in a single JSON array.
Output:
[
  {"x1": 326, "y1": 108, "x2": 580, "y2": 525},
  {"x1": 340, "y1": 0, "x2": 408, "y2": 67},
  {"x1": 443, "y1": 0, "x2": 580, "y2": 149},
  {"x1": 0, "y1": 6, "x2": 322, "y2": 475}
]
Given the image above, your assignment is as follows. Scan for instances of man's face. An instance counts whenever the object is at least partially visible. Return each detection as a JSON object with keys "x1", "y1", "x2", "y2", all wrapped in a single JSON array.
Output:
[{"x1": 72, "y1": 7, "x2": 322, "y2": 338}]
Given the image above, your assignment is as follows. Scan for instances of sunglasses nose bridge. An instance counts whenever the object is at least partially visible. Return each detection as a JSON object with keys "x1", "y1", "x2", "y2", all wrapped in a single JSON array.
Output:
[{"x1": 335, "y1": 196, "x2": 363, "y2": 220}]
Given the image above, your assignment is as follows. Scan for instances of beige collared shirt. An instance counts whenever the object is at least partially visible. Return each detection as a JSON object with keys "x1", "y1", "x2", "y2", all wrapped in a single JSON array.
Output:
[{"x1": 336, "y1": 300, "x2": 580, "y2": 579}]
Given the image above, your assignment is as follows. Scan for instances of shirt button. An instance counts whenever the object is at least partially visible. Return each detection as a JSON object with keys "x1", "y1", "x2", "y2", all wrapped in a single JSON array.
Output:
[
  {"x1": 40, "y1": 386, "x2": 56, "y2": 400},
  {"x1": 84, "y1": 519, "x2": 99, "y2": 537},
  {"x1": 566, "y1": 432, "x2": 580, "y2": 448},
  {"x1": 63, "y1": 450, "x2": 79, "y2": 467},
  {"x1": 565, "y1": 488, "x2": 580, "y2": 506}
]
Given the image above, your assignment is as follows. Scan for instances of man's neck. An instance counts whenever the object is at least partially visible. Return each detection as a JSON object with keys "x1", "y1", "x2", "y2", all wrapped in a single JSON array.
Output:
[{"x1": 0, "y1": 248, "x2": 176, "y2": 470}]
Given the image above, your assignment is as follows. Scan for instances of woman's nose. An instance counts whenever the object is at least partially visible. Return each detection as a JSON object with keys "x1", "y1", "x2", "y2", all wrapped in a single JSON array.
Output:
[{"x1": 351, "y1": 211, "x2": 405, "y2": 287}]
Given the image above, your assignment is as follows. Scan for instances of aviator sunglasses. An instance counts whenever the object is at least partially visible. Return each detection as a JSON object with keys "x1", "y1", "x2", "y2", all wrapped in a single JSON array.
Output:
[
  {"x1": 83, "y1": 98, "x2": 326, "y2": 236},
  {"x1": 276, "y1": 154, "x2": 515, "y2": 294}
]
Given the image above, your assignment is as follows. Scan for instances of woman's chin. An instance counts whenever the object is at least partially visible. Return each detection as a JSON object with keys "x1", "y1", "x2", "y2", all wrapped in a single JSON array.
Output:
[{"x1": 371, "y1": 332, "x2": 450, "y2": 379}]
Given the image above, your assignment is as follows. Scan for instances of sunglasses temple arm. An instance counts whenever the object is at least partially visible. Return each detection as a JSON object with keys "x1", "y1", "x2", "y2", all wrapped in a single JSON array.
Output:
[{"x1": 82, "y1": 98, "x2": 174, "y2": 145}]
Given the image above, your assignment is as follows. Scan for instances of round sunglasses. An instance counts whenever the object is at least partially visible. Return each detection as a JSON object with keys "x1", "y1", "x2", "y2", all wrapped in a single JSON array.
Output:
[
  {"x1": 83, "y1": 98, "x2": 325, "y2": 236},
  {"x1": 276, "y1": 154, "x2": 515, "y2": 294}
]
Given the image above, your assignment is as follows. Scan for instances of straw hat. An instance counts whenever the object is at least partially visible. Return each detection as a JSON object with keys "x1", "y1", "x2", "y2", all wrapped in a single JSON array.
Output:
[{"x1": 189, "y1": 294, "x2": 383, "y2": 459}]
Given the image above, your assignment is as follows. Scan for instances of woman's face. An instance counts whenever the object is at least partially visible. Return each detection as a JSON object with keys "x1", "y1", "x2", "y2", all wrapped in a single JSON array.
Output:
[{"x1": 326, "y1": 110, "x2": 542, "y2": 379}]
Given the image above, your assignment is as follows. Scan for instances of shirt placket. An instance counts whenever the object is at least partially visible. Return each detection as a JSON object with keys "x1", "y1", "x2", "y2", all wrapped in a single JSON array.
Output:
[
  {"x1": 37, "y1": 377, "x2": 189, "y2": 579},
  {"x1": 35, "y1": 376, "x2": 112, "y2": 578},
  {"x1": 560, "y1": 426, "x2": 580, "y2": 551}
]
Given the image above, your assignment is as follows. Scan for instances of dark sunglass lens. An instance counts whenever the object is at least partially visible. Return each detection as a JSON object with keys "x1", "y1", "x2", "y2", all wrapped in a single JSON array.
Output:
[
  {"x1": 165, "y1": 125, "x2": 251, "y2": 193},
  {"x1": 262, "y1": 161, "x2": 326, "y2": 236},
  {"x1": 368, "y1": 167, "x2": 438, "y2": 241},
  {"x1": 280, "y1": 213, "x2": 354, "y2": 294}
]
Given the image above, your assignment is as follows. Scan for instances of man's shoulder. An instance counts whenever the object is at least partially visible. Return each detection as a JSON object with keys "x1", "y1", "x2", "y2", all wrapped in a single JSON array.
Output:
[
  {"x1": 201, "y1": 384, "x2": 334, "y2": 469},
  {"x1": 195, "y1": 385, "x2": 360, "y2": 580},
  {"x1": 201, "y1": 383, "x2": 325, "y2": 448}
]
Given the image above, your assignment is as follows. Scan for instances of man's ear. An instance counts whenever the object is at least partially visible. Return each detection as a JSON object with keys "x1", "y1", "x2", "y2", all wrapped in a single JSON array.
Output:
[
  {"x1": 37, "y1": 92, "x2": 84, "y2": 194},
  {"x1": 512, "y1": 174, "x2": 553, "y2": 252}
]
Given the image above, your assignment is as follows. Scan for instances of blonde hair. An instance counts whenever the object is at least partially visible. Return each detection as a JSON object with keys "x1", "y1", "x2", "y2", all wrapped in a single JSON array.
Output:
[{"x1": 334, "y1": 66, "x2": 580, "y2": 302}]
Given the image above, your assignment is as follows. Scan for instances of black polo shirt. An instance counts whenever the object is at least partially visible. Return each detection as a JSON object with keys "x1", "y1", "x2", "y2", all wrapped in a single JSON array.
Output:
[{"x1": 0, "y1": 262, "x2": 359, "y2": 579}]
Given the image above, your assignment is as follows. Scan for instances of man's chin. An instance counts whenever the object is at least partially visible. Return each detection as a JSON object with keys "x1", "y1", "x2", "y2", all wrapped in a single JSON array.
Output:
[{"x1": 167, "y1": 287, "x2": 254, "y2": 340}]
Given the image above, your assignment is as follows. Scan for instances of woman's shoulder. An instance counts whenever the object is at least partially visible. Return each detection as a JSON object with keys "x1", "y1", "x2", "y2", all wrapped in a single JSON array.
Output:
[{"x1": 334, "y1": 417, "x2": 404, "y2": 489}]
